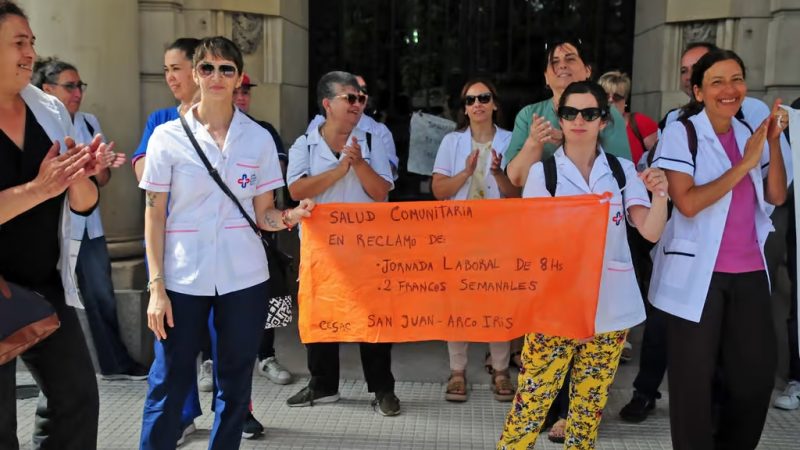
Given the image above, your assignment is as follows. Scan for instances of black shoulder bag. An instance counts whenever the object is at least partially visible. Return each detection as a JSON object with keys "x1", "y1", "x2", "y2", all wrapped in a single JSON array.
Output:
[{"x1": 179, "y1": 114, "x2": 293, "y2": 328}]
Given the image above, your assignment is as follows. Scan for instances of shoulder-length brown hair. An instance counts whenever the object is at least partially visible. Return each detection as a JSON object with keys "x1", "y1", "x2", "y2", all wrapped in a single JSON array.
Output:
[{"x1": 456, "y1": 78, "x2": 503, "y2": 131}]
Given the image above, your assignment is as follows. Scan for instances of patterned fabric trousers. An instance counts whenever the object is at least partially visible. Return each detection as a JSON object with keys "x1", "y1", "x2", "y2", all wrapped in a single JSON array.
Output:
[{"x1": 497, "y1": 330, "x2": 627, "y2": 449}]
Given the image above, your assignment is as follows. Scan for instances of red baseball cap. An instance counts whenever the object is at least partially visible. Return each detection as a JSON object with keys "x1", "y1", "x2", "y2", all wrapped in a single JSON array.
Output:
[{"x1": 241, "y1": 73, "x2": 257, "y2": 87}]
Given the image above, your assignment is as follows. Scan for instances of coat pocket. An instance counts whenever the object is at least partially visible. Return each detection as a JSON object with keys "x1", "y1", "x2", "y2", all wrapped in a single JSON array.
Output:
[{"x1": 660, "y1": 238, "x2": 698, "y2": 287}]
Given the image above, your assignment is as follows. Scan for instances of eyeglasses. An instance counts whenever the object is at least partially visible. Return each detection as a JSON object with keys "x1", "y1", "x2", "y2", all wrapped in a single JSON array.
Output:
[
  {"x1": 610, "y1": 93, "x2": 626, "y2": 102},
  {"x1": 465, "y1": 92, "x2": 492, "y2": 106},
  {"x1": 196, "y1": 63, "x2": 238, "y2": 78},
  {"x1": 333, "y1": 93, "x2": 367, "y2": 105},
  {"x1": 557, "y1": 106, "x2": 606, "y2": 122},
  {"x1": 51, "y1": 82, "x2": 87, "y2": 93}
]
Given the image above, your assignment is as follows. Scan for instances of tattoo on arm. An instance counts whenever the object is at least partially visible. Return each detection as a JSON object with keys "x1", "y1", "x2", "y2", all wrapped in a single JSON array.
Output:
[
  {"x1": 263, "y1": 211, "x2": 281, "y2": 229},
  {"x1": 146, "y1": 191, "x2": 157, "y2": 208}
]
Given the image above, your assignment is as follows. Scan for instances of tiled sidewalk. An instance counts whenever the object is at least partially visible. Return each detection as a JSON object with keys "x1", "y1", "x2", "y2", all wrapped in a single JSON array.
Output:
[{"x1": 14, "y1": 370, "x2": 800, "y2": 449}]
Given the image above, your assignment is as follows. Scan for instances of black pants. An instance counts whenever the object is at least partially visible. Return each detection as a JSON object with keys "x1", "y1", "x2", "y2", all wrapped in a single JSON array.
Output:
[
  {"x1": 667, "y1": 271, "x2": 776, "y2": 450},
  {"x1": 785, "y1": 188, "x2": 800, "y2": 381},
  {"x1": 0, "y1": 285, "x2": 99, "y2": 450},
  {"x1": 631, "y1": 302, "x2": 668, "y2": 400},
  {"x1": 307, "y1": 343, "x2": 394, "y2": 394},
  {"x1": 258, "y1": 328, "x2": 275, "y2": 360}
]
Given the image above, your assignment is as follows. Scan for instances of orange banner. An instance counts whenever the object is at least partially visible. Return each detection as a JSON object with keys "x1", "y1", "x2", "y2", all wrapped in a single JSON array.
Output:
[{"x1": 298, "y1": 195, "x2": 610, "y2": 343}]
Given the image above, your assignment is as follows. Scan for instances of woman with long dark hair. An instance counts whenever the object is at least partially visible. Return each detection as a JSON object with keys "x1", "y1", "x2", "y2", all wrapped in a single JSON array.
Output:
[
  {"x1": 650, "y1": 49, "x2": 786, "y2": 449},
  {"x1": 431, "y1": 78, "x2": 519, "y2": 403},
  {"x1": 498, "y1": 81, "x2": 668, "y2": 449}
]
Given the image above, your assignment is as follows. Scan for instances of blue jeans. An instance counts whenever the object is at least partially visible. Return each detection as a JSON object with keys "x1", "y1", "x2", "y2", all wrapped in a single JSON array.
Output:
[
  {"x1": 139, "y1": 282, "x2": 269, "y2": 450},
  {"x1": 75, "y1": 230, "x2": 138, "y2": 374}
]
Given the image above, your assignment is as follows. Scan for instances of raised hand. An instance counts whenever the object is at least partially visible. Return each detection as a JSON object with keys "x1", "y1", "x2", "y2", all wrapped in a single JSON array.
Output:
[
  {"x1": 341, "y1": 137, "x2": 365, "y2": 167},
  {"x1": 742, "y1": 120, "x2": 769, "y2": 171},
  {"x1": 639, "y1": 167, "x2": 668, "y2": 198},
  {"x1": 464, "y1": 149, "x2": 479, "y2": 176},
  {"x1": 490, "y1": 149, "x2": 503, "y2": 175},
  {"x1": 31, "y1": 140, "x2": 91, "y2": 199}
]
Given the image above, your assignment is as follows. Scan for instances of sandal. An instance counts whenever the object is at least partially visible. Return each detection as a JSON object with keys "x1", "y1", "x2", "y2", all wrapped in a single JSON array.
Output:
[
  {"x1": 547, "y1": 418, "x2": 567, "y2": 443},
  {"x1": 491, "y1": 369, "x2": 515, "y2": 402},
  {"x1": 484, "y1": 351, "x2": 493, "y2": 374},
  {"x1": 445, "y1": 371, "x2": 468, "y2": 402}
]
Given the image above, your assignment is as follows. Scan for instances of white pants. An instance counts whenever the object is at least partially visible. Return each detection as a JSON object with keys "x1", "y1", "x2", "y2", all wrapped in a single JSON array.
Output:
[{"x1": 447, "y1": 341, "x2": 511, "y2": 372}]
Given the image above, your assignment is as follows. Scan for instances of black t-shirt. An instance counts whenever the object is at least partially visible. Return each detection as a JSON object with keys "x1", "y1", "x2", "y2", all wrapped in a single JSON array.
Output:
[{"x1": 0, "y1": 104, "x2": 64, "y2": 288}]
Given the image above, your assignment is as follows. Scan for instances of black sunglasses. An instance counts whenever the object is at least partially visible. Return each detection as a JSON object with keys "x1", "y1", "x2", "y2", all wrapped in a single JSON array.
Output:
[
  {"x1": 197, "y1": 63, "x2": 238, "y2": 78},
  {"x1": 557, "y1": 106, "x2": 606, "y2": 122},
  {"x1": 464, "y1": 92, "x2": 492, "y2": 106},
  {"x1": 333, "y1": 93, "x2": 367, "y2": 105}
]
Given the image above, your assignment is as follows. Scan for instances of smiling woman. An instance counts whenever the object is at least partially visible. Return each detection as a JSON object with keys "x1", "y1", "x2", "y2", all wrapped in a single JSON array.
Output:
[{"x1": 0, "y1": 1, "x2": 121, "y2": 448}]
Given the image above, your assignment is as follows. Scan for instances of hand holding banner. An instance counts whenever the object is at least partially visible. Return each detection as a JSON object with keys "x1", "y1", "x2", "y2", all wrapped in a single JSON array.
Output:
[{"x1": 298, "y1": 195, "x2": 610, "y2": 343}]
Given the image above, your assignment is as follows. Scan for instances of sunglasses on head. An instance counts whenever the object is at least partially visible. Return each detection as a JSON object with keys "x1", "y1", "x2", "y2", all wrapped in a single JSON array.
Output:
[
  {"x1": 197, "y1": 62, "x2": 238, "y2": 78},
  {"x1": 610, "y1": 93, "x2": 626, "y2": 102},
  {"x1": 557, "y1": 106, "x2": 606, "y2": 122},
  {"x1": 333, "y1": 93, "x2": 367, "y2": 105},
  {"x1": 465, "y1": 92, "x2": 492, "y2": 106}
]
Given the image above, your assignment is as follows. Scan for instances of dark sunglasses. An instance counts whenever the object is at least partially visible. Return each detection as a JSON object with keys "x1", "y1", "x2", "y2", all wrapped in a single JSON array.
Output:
[
  {"x1": 197, "y1": 63, "x2": 238, "y2": 78},
  {"x1": 464, "y1": 92, "x2": 492, "y2": 106},
  {"x1": 610, "y1": 93, "x2": 626, "y2": 102},
  {"x1": 557, "y1": 106, "x2": 606, "y2": 122},
  {"x1": 333, "y1": 93, "x2": 367, "y2": 105},
  {"x1": 51, "y1": 81, "x2": 87, "y2": 93}
]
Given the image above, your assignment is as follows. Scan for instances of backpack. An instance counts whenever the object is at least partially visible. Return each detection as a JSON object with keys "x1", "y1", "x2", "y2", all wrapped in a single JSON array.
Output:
[{"x1": 676, "y1": 111, "x2": 754, "y2": 175}]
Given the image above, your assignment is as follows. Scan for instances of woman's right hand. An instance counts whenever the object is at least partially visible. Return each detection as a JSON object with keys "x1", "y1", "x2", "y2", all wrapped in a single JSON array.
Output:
[
  {"x1": 527, "y1": 114, "x2": 560, "y2": 148},
  {"x1": 147, "y1": 288, "x2": 173, "y2": 341},
  {"x1": 741, "y1": 120, "x2": 769, "y2": 171},
  {"x1": 463, "y1": 149, "x2": 479, "y2": 176},
  {"x1": 31, "y1": 140, "x2": 92, "y2": 200}
]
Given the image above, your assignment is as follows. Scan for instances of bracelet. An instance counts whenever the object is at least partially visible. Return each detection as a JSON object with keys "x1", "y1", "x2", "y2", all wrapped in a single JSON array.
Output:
[
  {"x1": 281, "y1": 209, "x2": 294, "y2": 231},
  {"x1": 146, "y1": 275, "x2": 164, "y2": 292}
]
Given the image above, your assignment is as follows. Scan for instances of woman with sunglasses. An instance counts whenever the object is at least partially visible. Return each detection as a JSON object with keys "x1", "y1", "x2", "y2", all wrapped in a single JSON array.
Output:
[
  {"x1": 498, "y1": 80, "x2": 668, "y2": 449},
  {"x1": 650, "y1": 50, "x2": 786, "y2": 450},
  {"x1": 431, "y1": 78, "x2": 519, "y2": 403},
  {"x1": 138, "y1": 36, "x2": 315, "y2": 450},
  {"x1": 599, "y1": 70, "x2": 658, "y2": 167},
  {"x1": 504, "y1": 38, "x2": 632, "y2": 188}
]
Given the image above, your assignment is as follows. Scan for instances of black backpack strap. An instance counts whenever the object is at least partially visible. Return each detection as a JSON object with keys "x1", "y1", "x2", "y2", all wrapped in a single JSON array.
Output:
[
  {"x1": 604, "y1": 153, "x2": 626, "y2": 191},
  {"x1": 543, "y1": 156, "x2": 557, "y2": 197},
  {"x1": 366, "y1": 132, "x2": 372, "y2": 154},
  {"x1": 84, "y1": 116, "x2": 95, "y2": 137},
  {"x1": 678, "y1": 117, "x2": 699, "y2": 174},
  {"x1": 658, "y1": 108, "x2": 678, "y2": 132}
]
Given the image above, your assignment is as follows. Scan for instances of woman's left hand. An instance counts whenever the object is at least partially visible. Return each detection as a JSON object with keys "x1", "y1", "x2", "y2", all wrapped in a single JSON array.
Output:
[
  {"x1": 490, "y1": 149, "x2": 503, "y2": 175},
  {"x1": 767, "y1": 98, "x2": 787, "y2": 142},
  {"x1": 639, "y1": 167, "x2": 668, "y2": 198},
  {"x1": 288, "y1": 199, "x2": 315, "y2": 226}
]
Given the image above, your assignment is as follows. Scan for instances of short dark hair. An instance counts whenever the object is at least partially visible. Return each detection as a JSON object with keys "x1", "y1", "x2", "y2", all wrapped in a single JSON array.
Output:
[
  {"x1": 316, "y1": 71, "x2": 360, "y2": 117},
  {"x1": 31, "y1": 57, "x2": 78, "y2": 89},
  {"x1": 0, "y1": 1, "x2": 26, "y2": 25},
  {"x1": 193, "y1": 36, "x2": 244, "y2": 74},
  {"x1": 679, "y1": 49, "x2": 746, "y2": 120},
  {"x1": 167, "y1": 37, "x2": 201, "y2": 61},
  {"x1": 558, "y1": 80, "x2": 612, "y2": 124},
  {"x1": 682, "y1": 41, "x2": 719, "y2": 56},
  {"x1": 455, "y1": 77, "x2": 504, "y2": 130},
  {"x1": 544, "y1": 37, "x2": 591, "y2": 74}
]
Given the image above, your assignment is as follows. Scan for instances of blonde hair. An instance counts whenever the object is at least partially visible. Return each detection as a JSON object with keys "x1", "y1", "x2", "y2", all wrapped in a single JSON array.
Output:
[{"x1": 598, "y1": 70, "x2": 631, "y2": 100}]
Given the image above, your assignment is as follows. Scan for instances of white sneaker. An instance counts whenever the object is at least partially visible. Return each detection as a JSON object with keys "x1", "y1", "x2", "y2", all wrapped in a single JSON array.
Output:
[
  {"x1": 258, "y1": 357, "x2": 293, "y2": 385},
  {"x1": 198, "y1": 360, "x2": 214, "y2": 392},
  {"x1": 774, "y1": 380, "x2": 800, "y2": 410},
  {"x1": 176, "y1": 421, "x2": 196, "y2": 446}
]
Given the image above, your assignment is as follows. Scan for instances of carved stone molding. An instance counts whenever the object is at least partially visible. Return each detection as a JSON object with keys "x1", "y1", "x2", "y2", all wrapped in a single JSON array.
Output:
[
  {"x1": 682, "y1": 21, "x2": 718, "y2": 45},
  {"x1": 232, "y1": 12, "x2": 263, "y2": 54}
]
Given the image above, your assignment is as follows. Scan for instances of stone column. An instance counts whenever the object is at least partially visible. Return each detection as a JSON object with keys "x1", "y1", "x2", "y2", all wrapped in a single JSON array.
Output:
[{"x1": 19, "y1": 0, "x2": 144, "y2": 288}]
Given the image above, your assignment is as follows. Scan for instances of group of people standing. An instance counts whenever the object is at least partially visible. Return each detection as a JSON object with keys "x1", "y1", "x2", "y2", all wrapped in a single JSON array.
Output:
[{"x1": 0, "y1": 0, "x2": 797, "y2": 449}]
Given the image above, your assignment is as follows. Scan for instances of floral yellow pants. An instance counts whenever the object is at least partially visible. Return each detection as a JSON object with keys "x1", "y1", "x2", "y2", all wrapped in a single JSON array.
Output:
[{"x1": 497, "y1": 330, "x2": 628, "y2": 449}]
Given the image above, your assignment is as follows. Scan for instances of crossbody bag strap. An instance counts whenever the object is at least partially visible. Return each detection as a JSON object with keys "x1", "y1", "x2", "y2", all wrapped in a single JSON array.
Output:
[{"x1": 179, "y1": 114, "x2": 265, "y2": 241}]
